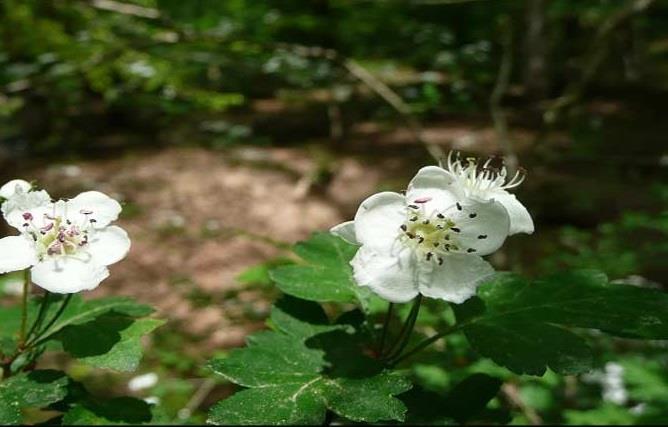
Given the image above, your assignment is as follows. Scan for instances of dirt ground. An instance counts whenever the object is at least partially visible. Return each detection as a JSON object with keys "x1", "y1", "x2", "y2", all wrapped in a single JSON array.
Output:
[{"x1": 32, "y1": 146, "x2": 388, "y2": 350}]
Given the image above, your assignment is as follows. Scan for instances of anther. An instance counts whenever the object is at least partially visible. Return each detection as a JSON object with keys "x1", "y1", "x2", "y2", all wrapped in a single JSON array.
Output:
[
  {"x1": 426, "y1": 252, "x2": 433, "y2": 261},
  {"x1": 433, "y1": 242, "x2": 440, "y2": 247},
  {"x1": 423, "y1": 219, "x2": 430, "y2": 225},
  {"x1": 414, "y1": 197, "x2": 432, "y2": 204},
  {"x1": 408, "y1": 205, "x2": 419, "y2": 210},
  {"x1": 469, "y1": 213, "x2": 477, "y2": 219},
  {"x1": 451, "y1": 227, "x2": 461, "y2": 233},
  {"x1": 438, "y1": 257, "x2": 444, "y2": 265},
  {"x1": 22, "y1": 212, "x2": 33, "y2": 221},
  {"x1": 400, "y1": 224, "x2": 407, "y2": 231},
  {"x1": 410, "y1": 216, "x2": 418, "y2": 222},
  {"x1": 456, "y1": 202, "x2": 462, "y2": 211},
  {"x1": 437, "y1": 213, "x2": 445, "y2": 219},
  {"x1": 478, "y1": 234, "x2": 487, "y2": 239},
  {"x1": 406, "y1": 232, "x2": 416, "y2": 239},
  {"x1": 417, "y1": 236, "x2": 424, "y2": 244},
  {"x1": 467, "y1": 248, "x2": 476, "y2": 253}
]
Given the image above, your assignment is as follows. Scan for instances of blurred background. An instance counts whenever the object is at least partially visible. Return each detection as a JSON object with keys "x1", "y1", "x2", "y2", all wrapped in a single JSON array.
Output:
[{"x1": 1, "y1": 0, "x2": 668, "y2": 424}]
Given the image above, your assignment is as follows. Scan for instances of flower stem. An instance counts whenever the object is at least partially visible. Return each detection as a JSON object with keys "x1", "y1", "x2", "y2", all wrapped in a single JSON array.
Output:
[
  {"x1": 25, "y1": 294, "x2": 73, "y2": 348},
  {"x1": 388, "y1": 324, "x2": 462, "y2": 366},
  {"x1": 377, "y1": 302, "x2": 394, "y2": 355},
  {"x1": 25, "y1": 292, "x2": 51, "y2": 343},
  {"x1": 18, "y1": 270, "x2": 31, "y2": 348},
  {"x1": 383, "y1": 295, "x2": 422, "y2": 361}
]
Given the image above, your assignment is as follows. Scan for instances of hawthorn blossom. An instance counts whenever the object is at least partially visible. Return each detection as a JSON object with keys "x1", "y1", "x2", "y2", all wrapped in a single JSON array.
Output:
[
  {"x1": 0, "y1": 181, "x2": 130, "y2": 293},
  {"x1": 331, "y1": 152, "x2": 533, "y2": 304}
]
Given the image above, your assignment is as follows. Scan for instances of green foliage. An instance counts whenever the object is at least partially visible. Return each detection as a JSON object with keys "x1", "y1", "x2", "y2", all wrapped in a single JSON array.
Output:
[
  {"x1": 0, "y1": 370, "x2": 68, "y2": 424},
  {"x1": 62, "y1": 396, "x2": 154, "y2": 425},
  {"x1": 208, "y1": 297, "x2": 411, "y2": 425},
  {"x1": 270, "y1": 232, "x2": 369, "y2": 306},
  {"x1": 455, "y1": 270, "x2": 668, "y2": 375}
]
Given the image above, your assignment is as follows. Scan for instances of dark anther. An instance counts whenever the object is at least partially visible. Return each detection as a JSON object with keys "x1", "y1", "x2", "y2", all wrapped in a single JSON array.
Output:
[
  {"x1": 406, "y1": 232, "x2": 416, "y2": 239},
  {"x1": 408, "y1": 204, "x2": 419, "y2": 209},
  {"x1": 410, "y1": 216, "x2": 418, "y2": 222},
  {"x1": 478, "y1": 234, "x2": 488, "y2": 239},
  {"x1": 433, "y1": 242, "x2": 440, "y2": 247},
  {"x1": 456, "y1": 202, "x2": 462, "y2": 211},
  {"x1": 418, "y1": 236, "x2": 425, "y2": 243},
  {"x1": 469, "y1": 213, "x2": 477, "y2": 219},
  {"x1": 438, "y1": 257, "x2": 444, "y2": 265},
  {"x1": 467, "y1": 248, "x2": 476, "y2": 253},
  {"x1": 437, "y1": 213, "x2": 445, "y2": 219},
  {"x1": 444, "y1": 235, "x2": 450, "y2": 240},
  {"x1": 423, "y1": 219, "x2": 430, "y2": 225},
  {"x1": 66, "y1": 220, "x2": 72, "y2": 225},
  {"x1": 451, "y1": 227, "x2": 461, "y2": 232},
  {"x1": 400, "y1": 224, "x2": 407, "y2": 231},
  {"x1": 436, "y1": 225, "x2": 444, "y2": 229},
  {"x1": 23, "y1": 223, "x2": 29, "y2": 227},
  {"x1": 426, "y1": 252, "x2": 433, "y2": 261},
  {"x1": 90, "y1": 219, "x2": 97, "y2": 223}
]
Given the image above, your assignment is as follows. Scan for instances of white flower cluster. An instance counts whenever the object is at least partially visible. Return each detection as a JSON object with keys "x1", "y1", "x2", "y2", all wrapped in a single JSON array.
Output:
[
  {"x1": 331, "y1": 152, "x2": 533, "y2": 304},
  {"x1": 0, "y1": 179, "x2": 130, "y2": 293}
]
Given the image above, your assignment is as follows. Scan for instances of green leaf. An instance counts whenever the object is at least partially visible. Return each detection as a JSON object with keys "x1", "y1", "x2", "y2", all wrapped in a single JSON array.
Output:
[
  {"x1": 0, "y1": 370, "x2": 69, "y2": 424},
  {"x1": 270, "y1": 233, "x2": 363, "y2": 305},
  {"x1": 455, "y1": 270, "x2": 668, "y2": 375},
  {"x1": 58, "y1": 316, "x2": 165, "y2": 372},
  {"x1": 208, "y1": 298, "x2": 411, "y2": 425},
  {"x1": 62, "y1": 397, "x2": 153, "y2": 425}
]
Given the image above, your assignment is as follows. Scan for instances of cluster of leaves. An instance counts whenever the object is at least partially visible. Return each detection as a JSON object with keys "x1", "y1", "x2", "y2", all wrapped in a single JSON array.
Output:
[
  {"x1": 0, "y1": 293, "x2": 164, "y2": 425},
  {"x1": 208, "y1": 233, "x2": 668, "y2": 424}
]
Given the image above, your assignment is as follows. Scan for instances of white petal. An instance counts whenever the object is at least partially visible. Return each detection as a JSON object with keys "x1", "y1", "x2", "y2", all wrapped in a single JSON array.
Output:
[
  {"x1": 31, "y1": 257, "x2": 109, "y2": 293},
  {"x1": 443, "y1": 199, "x2": 510, "y2": 256},
  {"x1": 66, "y1": 191, "x2": 122, "y2": 228},
  {"x1": 353, "y1": 192, "x2": 406, "y2": 252},
  {"x1": 0, "y1": 236, "x2": 37, "y2": 274},
  {"x1": 330, "y1": 221, "x2": 359, "y2": 245},
  {"x1": 419, "y1": 254, "x2": 494, "y2": 303},
  {"x1": 490, "y1": 191, "x2": 534, "y2": 235},
  {"x1": 86, "y1": 226, "x2": 131, "y2": 266},
  {"x1": 406, "y1": 166, "x2": 460, "y2": 215},
  {"x1": 2, "y1": 190, "x2": 52, "y2": 230},
  {"x1": 0, "y1": 180, "x2": 31, "y2": 199},
  {"x1": 351, "y1": 246, "x2": 419, "y2": 303}
]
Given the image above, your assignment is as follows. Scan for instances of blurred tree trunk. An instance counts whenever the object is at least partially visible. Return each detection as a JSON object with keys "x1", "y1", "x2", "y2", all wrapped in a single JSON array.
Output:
[{"x1": 524, "y1": 0, "x2": 549, "y2": 102}]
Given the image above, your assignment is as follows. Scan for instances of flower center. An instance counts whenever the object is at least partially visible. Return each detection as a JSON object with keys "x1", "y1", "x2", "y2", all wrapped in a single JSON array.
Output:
[
  {"x1": 444, "y1": 152, "x2": 525, "y2": 198},
  {"x1": 22, "y1": 209, "x2": 97, "y2": 260},
  {"x1": 398, "y1": 201, "x2": 465, "y2": 265}
]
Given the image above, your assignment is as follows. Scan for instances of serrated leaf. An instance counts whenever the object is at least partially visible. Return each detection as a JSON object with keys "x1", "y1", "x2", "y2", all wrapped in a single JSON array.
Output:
[
  {"x1": 454, "y1": 270, "x2": 668, "y2": 375},
  {"x1": 0, "y1": 370, "x2": 69, "y2": 424},
  {"x1": 270, "y1": 233, "x2": 362, "y2": 305},
  {"x1": 270, "y1": 296, "x2": 345, "y2": 340},
  {"x1": 62, "y1": 397, "x2": 153, "y2": 425},
  {"x1": 208, "y1": 298, "x2": 411, "y2": 425},
  {"x1": 58, "y1": 316, "x2": 165, "y2": 372}
]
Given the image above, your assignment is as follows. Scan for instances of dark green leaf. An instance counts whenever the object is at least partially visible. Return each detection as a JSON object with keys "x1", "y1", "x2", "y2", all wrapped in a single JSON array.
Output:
[
  {"x1": 455, "y1": 270, "x2": 668, "y2": 375},
  {"x1": 270, "y1": 233, "x2": 363, "y2": 305},
  {"x1": 0, "y1": 370, "x2": 69, "y2": 424},
  {"x1": 62, "y1": 397, "x2": 153, "y2": 425},
  {"x1": 58, "y1": 316, "x2": 165, "y2": 372}
]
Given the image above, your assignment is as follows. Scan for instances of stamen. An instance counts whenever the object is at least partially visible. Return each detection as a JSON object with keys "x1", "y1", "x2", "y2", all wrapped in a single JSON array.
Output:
[{"x1": 414, "y1": 197, "x2": 432, "y2": 204}]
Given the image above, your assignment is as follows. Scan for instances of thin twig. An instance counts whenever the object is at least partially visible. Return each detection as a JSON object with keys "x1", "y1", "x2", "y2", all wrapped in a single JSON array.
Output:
[{"x1": 501, "y1": 383, "x2": 543, "y2": 425}]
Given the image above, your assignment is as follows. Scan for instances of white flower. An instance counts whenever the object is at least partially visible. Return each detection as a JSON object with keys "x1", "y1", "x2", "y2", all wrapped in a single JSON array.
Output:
[
  {"x1": 442, "y1": 152, "x2": 534, "y2": 235},
  {"x1": 128, "y1": 372, "x2": 159, "y2": 392},
  {"x1": 331, "y1": 152, "x2": 533, "y2": 304},
  {"x1": 0, "y1": 182, "x2": 131, "y2": 294},
  {"x1": 1, "y1": 179, "x2": 52, "y2": 229}
]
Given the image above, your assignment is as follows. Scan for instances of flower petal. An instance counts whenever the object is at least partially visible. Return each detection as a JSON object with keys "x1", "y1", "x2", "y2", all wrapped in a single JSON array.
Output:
[
  {"x1": 351, "y1": 246, "x2": 419, "y2": 303},
  {"x1": 353, "y1": 192, "x2": 405, "y2": 252},
  {"x1": 31, "y1": 257, "x2": 109, "y2": 293},
  {"x1": 330, "y1": 221, "x2": 359, "y2": 245},
  {"x1": 0, "y1": 180, "x2": 31, "y2": 199},
  {"x1": 0, "y1": 236, "x2": 37, "y2": 274},
  {"x1": 443, "y1": 199, "x2": 510, "y2": 256},
  {"x1": 406, "y1": 166, "x2": 460, "y2": 215},
  {"x1": 419, "y1": 253, "x2": 494, "y2": 303},
  {"x1": 66, "y1": 191, "x2": 122, "y2": 228},
  {"x1": 2, "y1": 190, "x2": 52, "y2": 230},
  {"x1": 490, "y1": 191, "x2": 534, "y2": 235},
  {"x1": 86, "y1": 226, "x2": 131, "y2": 266}
]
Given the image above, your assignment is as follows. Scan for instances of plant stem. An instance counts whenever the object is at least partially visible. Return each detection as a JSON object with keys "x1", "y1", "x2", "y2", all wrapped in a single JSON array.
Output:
[
  {"x1": 25, "y1": 294, "x2": 73, "y2": 348},
  {"x1": 25, "y1": 292, "x2": 51, "y2": 344},
  {"x1": 389, "y1": 324, "x2": 462, "y2": 366},
  {"x1": 383, "y1": 295, "x2": 422, "y2": 361},
  {"x1": 377, "y1": 302, "x2": 394, "y2": 355},
  {"x1": 18, "y1": 270, "x2": 31, "y2": 348}
]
